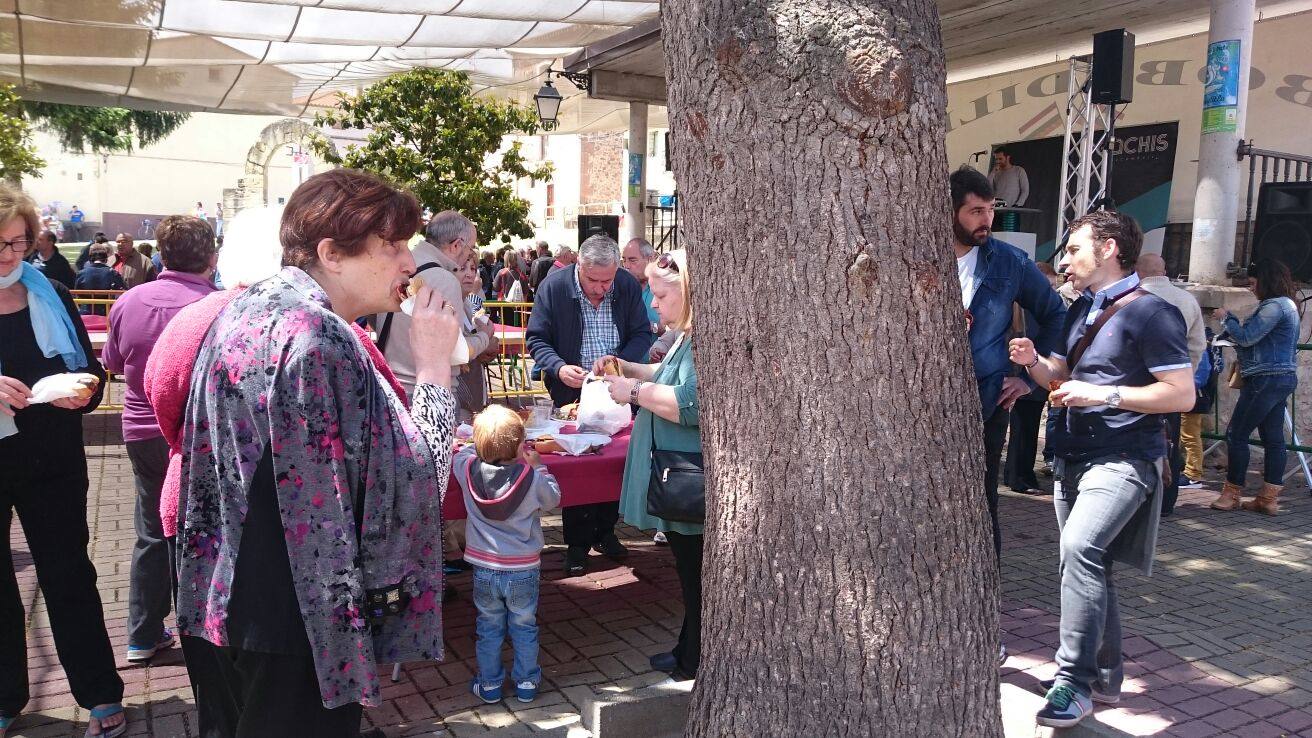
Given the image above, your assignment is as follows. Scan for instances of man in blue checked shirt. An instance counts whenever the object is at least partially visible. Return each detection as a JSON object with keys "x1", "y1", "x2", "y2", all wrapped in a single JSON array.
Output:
[{"x1": 527, "y1": 233, "x2": 653, "y2": 575}]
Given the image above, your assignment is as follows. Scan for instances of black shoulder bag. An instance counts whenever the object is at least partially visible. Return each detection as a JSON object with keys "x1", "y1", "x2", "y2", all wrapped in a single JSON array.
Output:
[
  {"x1": 647, "y1": 448, "x2": 705, "y2": 523},
  {"x1": 644, "y1": 339, "x2": 705, "y2": 523}
]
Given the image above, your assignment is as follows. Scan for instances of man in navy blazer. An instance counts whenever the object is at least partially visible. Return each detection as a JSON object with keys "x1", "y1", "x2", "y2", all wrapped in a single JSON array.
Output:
[{"x1": 527, "y1": 234, "x2": 654, "y2": 574}]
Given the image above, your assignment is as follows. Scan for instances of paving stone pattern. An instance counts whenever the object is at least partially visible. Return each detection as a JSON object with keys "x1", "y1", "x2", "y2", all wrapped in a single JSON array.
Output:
[{"x1": 5, "y1": 412, "x2": 1311, "y2": 736}]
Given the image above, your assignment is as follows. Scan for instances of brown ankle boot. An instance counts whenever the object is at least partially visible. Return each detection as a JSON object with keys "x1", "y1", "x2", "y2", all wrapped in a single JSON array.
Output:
[
  {"x1": 1241, "y1": 483, "x2": 1283, "y2": 515},
  {"x1": 1211, "y1": 481, "x2": 1245, "y2": 511}
]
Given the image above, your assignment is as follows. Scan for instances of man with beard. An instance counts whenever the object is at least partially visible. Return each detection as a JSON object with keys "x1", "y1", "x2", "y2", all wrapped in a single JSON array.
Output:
[{"x1": 950, "y1": 167, "x2": 1066, "y2": 649}]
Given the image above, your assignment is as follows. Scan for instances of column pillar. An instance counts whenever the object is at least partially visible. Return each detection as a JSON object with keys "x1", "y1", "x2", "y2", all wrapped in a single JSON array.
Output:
[
  {"x1": 625, "y1": 102, "x2": 649, "y2": 243},
  {"x1": 1187, "y1": 0, "x2": 1256, "y2": 284}
]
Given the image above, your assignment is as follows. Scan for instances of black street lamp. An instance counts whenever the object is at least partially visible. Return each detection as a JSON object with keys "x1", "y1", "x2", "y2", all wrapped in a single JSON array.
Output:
[{"x1": 534, "y1": 79, "x2": 562, "y2": 132}]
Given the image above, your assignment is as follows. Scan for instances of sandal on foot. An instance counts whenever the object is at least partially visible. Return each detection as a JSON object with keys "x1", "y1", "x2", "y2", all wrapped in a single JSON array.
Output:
[{"x1": 86, "y1": 704, "x2": 127, "y2": 738}]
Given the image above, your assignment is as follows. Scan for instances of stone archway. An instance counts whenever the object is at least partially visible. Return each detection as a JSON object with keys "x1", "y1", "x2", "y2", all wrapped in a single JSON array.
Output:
[{"x1": 230, "y1": 119, "x2": 334, "y2": 214}]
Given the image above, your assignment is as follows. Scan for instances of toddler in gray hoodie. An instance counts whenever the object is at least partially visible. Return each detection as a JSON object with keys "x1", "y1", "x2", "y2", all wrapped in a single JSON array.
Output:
[{"x1": 454, "y1": 405, "x2": 561, "y2": 704}]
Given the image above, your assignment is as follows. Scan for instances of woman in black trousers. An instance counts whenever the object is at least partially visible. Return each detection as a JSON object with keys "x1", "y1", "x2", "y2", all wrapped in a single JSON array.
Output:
[{"x1": 0, "y1": 184, "x2": 125, "y2": 738}]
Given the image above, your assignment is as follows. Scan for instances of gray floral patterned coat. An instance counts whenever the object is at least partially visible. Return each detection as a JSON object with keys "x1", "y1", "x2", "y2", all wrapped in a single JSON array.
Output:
[{"x1": 177, "y1": 267, "x2": 454, "y2": 708}]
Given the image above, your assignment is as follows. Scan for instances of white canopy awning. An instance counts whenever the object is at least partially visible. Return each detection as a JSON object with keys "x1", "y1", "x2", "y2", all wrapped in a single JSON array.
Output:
[
  {"x1": 0, "y1": 0, "x2": 657, "y2": 132},
  {"x1": 4, "y1": 1, "x2": 1309, "y2": 135}
]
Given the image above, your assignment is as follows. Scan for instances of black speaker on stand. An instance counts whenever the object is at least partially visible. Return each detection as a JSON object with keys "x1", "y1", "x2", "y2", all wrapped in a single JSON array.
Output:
[
  {"x1": 1251, "y1": 181, "x2": 1312, "y2": 282},
  {"x1": 1089, "y1": 29, "x2": 1135, "y2": 209},
  {"x1": 1092, "y1": 29, "x2": 1135, "y2": 105},
  {"x1": 577, "y1": 214, "x2": 620, "y2": 245}
]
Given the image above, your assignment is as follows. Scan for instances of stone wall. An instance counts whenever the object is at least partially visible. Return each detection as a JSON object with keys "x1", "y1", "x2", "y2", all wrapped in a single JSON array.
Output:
[{"x1": 578, "y1": 132, "x2": 624, "y2": 207}]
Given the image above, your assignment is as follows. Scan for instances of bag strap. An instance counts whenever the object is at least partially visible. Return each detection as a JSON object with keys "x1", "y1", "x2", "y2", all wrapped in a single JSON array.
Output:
[
  {"x1": 1065, "y1": 288, "x2": 1147, "y2": 371},
  {"x1": 375, "y1": 261, "x2": 444, "y2": 353}
]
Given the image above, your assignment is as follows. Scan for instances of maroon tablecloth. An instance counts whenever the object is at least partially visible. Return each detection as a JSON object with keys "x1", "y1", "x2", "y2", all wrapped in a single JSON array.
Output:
[
  {"x1": 442, "y1": 425, "x2": 631, "y2": 520},
  {"x1": 81, "y1": 314, "x2": 108, "y2": 332}
]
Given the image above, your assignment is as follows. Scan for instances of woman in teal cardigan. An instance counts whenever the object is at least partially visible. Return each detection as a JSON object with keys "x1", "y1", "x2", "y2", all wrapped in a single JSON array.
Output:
[{"x1": 592, "y1": 249, "x2": 702, "y2": 681}]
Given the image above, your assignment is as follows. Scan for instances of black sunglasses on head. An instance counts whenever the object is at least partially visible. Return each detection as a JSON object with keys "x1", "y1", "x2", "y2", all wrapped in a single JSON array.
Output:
[{"x1": 656, "y1": 253, "x2": 679, "y2": 272}]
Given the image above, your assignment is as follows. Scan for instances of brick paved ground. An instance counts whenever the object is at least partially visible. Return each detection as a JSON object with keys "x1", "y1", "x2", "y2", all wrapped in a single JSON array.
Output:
[{"x1": 5, "y1": 410, "x2": 1311, "y2": 736}]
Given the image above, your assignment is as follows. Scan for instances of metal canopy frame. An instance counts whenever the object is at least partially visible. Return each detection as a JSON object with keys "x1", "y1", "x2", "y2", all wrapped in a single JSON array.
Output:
[{"x1": 1055, "y1": 55, "x2": 1117, "y2": 257}]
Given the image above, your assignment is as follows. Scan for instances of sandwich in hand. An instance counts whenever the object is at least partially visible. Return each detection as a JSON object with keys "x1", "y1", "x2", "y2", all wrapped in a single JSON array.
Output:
[
  {"x1": 28, "y1": 372, "x2": 100, "y2": 403},
  {"x1": 600, "y1": 357, "x2": 623, "y2": 377},
  {"x1": 399, "y1": 274, "x2": 425, "y2": 316}
]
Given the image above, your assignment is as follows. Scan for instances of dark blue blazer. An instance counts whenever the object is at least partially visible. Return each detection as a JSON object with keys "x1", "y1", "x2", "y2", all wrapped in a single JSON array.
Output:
[{"x1": 527, "y1": 264, "x2": 655, "y2": 406}]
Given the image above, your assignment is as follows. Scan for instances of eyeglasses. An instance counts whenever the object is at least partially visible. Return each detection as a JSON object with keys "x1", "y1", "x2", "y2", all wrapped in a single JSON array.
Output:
[
  {"x1": 1, "y1": 238, "x2": 32, "y2": 254},
  {"x1": 655, "y1": 253, "x2": 680, "y2": 273}
]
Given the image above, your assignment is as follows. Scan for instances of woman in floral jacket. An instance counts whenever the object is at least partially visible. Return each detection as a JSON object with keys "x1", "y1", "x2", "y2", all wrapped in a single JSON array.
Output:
[{"x1": 176, "y1": 169, "x2": 461, "y2": 737}]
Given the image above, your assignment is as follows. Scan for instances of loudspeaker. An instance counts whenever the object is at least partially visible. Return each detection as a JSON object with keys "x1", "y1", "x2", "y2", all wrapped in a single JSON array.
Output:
[
  {"x1": 1251, "y1": 181, "x2": 1312, "y2": 282},
  {"x1": 1092, "y1": 29, "x2": 1135, "y2": 105},
  {"x1": 577, "y1": 214, "x2": 620, "y2": 245}
]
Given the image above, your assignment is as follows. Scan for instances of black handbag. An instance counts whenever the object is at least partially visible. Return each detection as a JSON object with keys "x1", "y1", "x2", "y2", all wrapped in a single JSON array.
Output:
[{"x1": 647, "y1": 449, "x2": 705, "y2": 523}]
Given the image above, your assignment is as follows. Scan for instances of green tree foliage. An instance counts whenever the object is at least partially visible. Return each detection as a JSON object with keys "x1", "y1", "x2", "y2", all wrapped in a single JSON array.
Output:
[
  {"x1": 0, "y1": 85, "x2": 45, "y2": 181},
  {"x1": 22, "y1": 101, "x2": 189, "y2": 154},
  {"x1": 311, "y1": 69, "x2": 551, "y2": 245}
]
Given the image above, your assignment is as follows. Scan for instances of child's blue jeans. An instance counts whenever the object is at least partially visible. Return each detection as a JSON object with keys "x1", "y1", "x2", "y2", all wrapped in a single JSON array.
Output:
[{"x1": 472, "y1": 566, "x2": 541, "y2": 687}]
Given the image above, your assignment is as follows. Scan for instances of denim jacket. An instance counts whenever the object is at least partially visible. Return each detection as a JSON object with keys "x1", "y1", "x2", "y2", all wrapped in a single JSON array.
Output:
[
  {"x1": 1223, "y1": 296, "x2": 1299, "y2": 377},
  {"x1": 967, "y1": 237, "x2": 1067, "y2": 417}
]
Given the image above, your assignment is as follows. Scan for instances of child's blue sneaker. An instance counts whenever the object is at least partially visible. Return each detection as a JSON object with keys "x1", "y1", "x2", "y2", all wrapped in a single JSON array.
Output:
[
  {"x1": 515, "y1": 680, "x2": 537, "y2": 703},
  {"x1": 471, "y1": 679, "x2": 502, "y2": 704}
]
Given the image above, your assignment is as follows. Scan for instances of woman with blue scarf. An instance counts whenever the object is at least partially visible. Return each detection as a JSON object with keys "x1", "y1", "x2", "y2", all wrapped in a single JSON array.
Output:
[{"x1": 0, "y1": 185, "x2": 124, "y2": 738}]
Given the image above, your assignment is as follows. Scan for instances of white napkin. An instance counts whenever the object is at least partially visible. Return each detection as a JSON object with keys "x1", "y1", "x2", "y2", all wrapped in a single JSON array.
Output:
[
  {"x1": 546, "y1": 433, "x2": 613, "y2": 456},
  {"x1": 397, "y1": 298, "x2": 470, "y2": 365},
  {"x1": 28, "y1": 373, "x2": 97, "y2": 404}
]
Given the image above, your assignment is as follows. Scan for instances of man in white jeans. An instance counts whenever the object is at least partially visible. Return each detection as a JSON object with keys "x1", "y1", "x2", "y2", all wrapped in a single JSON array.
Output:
[{"x1": 1009, "y1": 210, "x2": 1194, "y2": 728}]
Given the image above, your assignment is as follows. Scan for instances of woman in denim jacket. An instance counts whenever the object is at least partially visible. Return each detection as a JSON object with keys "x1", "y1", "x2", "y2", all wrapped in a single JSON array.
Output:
[{"x1": 1211, "y1": 259, "x2": 1302, "y2": 515}]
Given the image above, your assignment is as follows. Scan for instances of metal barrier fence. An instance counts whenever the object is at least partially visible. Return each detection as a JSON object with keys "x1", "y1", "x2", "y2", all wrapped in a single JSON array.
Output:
[
  {"x1": 72, "y1": 290, "x2": 126, "y2": 412},
  {"x1": 71, "y1": 292, "x2": 549, "y2": 409},
  {"x1": 477, "y1": 301, "x2": 546, "y2": 401},
  {"x1": 1202, "y1": 342, "x2": 1311, "y2": 487},
  {"x1": 1238, "y1": 141, "x2": 1312, "y2": 266}
]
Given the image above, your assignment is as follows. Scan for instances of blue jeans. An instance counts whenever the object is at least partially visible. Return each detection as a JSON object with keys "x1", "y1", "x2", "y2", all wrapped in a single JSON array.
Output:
[
  {"x1": 1226, "y1": 372, "x2": 1297, "y2": 486},
  {"x1": 472, "y1": 567, "x2": 541, "y2": 687},
  {"x1": 1053, "y1": 456, "x2": 1155, "y2": 697}
]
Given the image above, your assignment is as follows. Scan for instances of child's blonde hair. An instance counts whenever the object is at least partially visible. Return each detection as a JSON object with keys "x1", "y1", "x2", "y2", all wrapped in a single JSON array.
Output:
[{"x1": 473, "y1": 404, "x2": 525, "y2": 464}]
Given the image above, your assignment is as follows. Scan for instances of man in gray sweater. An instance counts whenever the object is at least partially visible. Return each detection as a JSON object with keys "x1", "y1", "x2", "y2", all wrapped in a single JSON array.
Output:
[{"x1": 989, "y1": 147, "x2": 1030, "y2": 207}]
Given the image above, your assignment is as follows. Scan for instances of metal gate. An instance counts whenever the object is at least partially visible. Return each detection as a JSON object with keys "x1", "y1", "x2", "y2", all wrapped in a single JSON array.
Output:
[{"x1": 1238, "y1": 141, "x2": 1312, "y2": 266}]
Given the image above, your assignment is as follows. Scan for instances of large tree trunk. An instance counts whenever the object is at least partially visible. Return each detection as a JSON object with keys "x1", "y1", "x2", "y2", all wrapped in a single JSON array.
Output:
[{"x1": 662, "y1": 1, "x2": 1002, "y2": 735}]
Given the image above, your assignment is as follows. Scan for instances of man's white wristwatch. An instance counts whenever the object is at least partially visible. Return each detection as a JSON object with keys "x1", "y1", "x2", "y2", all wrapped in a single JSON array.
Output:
[{"x1": 1106, "y1": 386, "x2": 1123, "y2": 409}]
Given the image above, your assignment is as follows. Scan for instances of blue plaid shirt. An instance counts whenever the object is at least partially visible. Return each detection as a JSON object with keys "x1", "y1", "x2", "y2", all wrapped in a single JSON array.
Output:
[{"x1": 574, "y1": 267, "x2": 620, "y2": 370}]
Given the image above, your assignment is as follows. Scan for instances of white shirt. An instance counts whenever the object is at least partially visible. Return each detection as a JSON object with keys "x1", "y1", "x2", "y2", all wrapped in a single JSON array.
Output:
[{"x1": 956, "y1": 246, "x2": 980, "y2": 309}]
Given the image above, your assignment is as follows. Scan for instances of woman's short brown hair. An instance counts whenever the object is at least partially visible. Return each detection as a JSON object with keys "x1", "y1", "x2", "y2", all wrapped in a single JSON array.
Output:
[
  {"x1": 279, "y1": 168, "x2": 421, "y2": 271},
  {"x1": 0, "y1": 183, "x2": 42, "y2": 257},
  {"x1": 473, "y1": 404, "x2": 525, "y2": 464},
  {"x1": 156, "y1": 215, "x2": 216, "y2": 274}
]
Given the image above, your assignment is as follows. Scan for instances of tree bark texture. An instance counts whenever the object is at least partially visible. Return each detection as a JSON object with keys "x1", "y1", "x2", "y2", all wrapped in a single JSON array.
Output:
[{"x1": 662, "y1": 1, "x2": 1003, "y2": 735}]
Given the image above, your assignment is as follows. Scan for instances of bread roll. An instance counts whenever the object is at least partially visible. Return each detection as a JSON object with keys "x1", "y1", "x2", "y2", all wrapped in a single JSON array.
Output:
[
  {"x1": 406, "y1": 274, "x2": 425, "y2": 298},
  {"x1": 533, "y1": 438, "x2": 565, "y2": 455},
  {"x1": 72, "y1": 373, "x2": 99, "y2": 400}
]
